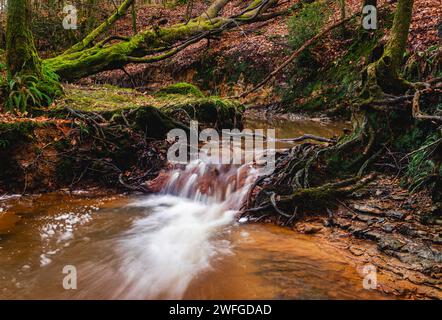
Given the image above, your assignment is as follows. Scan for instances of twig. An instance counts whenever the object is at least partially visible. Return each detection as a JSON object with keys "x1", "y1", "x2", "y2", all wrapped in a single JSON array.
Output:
[{"x1": 275, "y1": 134, "x2": 336, "y2": 144}]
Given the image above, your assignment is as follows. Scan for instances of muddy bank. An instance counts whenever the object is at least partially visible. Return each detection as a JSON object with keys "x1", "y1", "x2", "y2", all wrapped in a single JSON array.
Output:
[{"x1": 281, "y1": 175, "x2": 442, "y2": 299}]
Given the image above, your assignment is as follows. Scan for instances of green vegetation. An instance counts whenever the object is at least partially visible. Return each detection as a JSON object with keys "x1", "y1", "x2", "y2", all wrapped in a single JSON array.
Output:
[
  {"x1": 156, "y1": 82, "x2": 205, "y2": 97},
  {"x1": 281, "y1": 8, "x2": 393, "y2": 113},
  {"x1": 403, "y1": 132, "x2": 441, "y2": 193}
]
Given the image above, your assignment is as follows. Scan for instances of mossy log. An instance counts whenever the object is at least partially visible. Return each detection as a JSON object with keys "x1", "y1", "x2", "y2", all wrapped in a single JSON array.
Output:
[
  {"x1": 64, "y1": 0, "x2": 135, "y2": 55},
  {"x1": 0, "y1": 81, "x2": 246, "y2": 193},
  {"x1": 43, "y1": 0, "x2": 279, "y2": 82},
  {"x1": 51, "y1": 83, "x2": 244, "y2": 130}
]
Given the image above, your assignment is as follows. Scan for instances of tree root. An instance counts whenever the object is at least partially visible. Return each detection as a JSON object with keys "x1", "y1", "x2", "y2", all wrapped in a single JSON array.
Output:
[{"x1": 412, "y1": 87, "x2": 442, "y2": 122}]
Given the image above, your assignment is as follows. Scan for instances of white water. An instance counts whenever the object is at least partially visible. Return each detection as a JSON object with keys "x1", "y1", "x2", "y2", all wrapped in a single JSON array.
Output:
[{"x1": 116, "y1": 158, "x2": 260, "y2": 299}]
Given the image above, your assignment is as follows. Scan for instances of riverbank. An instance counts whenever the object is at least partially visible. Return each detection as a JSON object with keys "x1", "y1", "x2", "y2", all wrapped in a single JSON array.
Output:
[{"x1": 0, "y1": 83, "x2": 243, "y2": 193}]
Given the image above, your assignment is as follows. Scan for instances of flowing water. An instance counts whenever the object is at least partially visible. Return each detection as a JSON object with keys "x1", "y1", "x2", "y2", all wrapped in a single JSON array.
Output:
[{"x1": 0, "y1": 117, "x2": 388, "y2": 300}]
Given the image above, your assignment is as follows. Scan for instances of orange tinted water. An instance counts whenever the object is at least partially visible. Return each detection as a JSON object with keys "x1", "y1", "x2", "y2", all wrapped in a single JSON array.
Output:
[{"x1": 0, "y1": 193, "x2": 385, "y2": 300}]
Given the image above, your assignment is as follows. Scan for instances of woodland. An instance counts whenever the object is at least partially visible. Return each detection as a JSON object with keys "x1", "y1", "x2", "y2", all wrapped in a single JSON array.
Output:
[{"x1": 0, "y1": 0, "x2": 441, "y2": 299}]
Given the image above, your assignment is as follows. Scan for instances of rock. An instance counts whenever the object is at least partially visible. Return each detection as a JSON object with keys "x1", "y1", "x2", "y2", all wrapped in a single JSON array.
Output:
[
  {"x1": 397, "y1": 225, "x2": 419, "y2": 237},
  {"x1": 382, "y1": 223, "x2": 395, "y2": 233},
  {"x1": 386, "y1": 210, "x2": 405, "y2": 221},
  {"x1": 349, "y1": 246, "x2": 365, "y2": 256},
  {"x1": 378, "y1": 236, "x2": 405, "y2": 251},
  {"x1": 432, "y1": 236, "x2": 442, "y2": 245},
  {"x1": 363, "y1": 230, "x2": 384, "y2": 241},
  {"x1": 297, "y1": 223, "x2": 322, "y2": 234},
  {"x1": 390, "y1": 195, "x2": 406, "y2": 201},
  {"x1": 352, "y1": 204, "x2": 383, "y2": 215},
  {"x1": 355, "y1": 213, "x2": 373, "y2": 222}
]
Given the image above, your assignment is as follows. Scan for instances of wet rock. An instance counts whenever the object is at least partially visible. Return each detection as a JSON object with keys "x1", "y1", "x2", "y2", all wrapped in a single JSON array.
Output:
[
  {"x1": 433, "y1": 236, "x2": 442, "y2": 245},
  {"x1": 378, "y1": 235, "x2": 405, "y2": 251},
  {"x1": 349, "y1": 246, "x2": 365, "y2": 256},
  {"x1": 386, "y1": 210, "x2": 405, "y2": 221},
  {"x1": 367, "y1": 218, "x2": 379, "y2": 226},
  {"x1": 390, "y1": 195, "x2": 406, "y2": 201},
  {"x1": 352, "y1": 228, "x2": 383, "y2": 241},
  {"x1": 363, "y1": 230, "x2": 384, "y2": 241},
  {"x1": 333, "y1": 218, "x2": 352, "y2": 230},
  {"x1": 401, "y1": 242, "x2": 435, "y2": 261},
  {"x1": 382, "y1": 223, "x2": 395, "y2": 233},
  {"x1": 355, "y1": 213, "x2": 373, "y2": 222},
  {"x1": 397, "y1": 225, "x2": 419, "y2": 237}
]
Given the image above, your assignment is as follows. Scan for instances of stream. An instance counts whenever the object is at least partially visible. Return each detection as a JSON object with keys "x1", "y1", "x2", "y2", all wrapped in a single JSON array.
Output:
[{"x1": 0, "y1": 117, "x2": 388, "y2": 300}]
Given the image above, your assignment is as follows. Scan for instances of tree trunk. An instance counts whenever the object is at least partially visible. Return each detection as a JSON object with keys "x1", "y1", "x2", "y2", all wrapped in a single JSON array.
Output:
[
  {"x1": 131, "y1": 0, "x2": 138, "y2": 34},
  {"x1": 364, "y1": 0, "x2": 414, "y2": 95},
  {"x1": 248, "y1": 0, "x2": 419, "y2": 219},
  {"x1": 6, "y1": 0, "x2": 41, "y2": 76},
  {"x1": 5, "y1": 0, "x2": 62, "y2": 108}
]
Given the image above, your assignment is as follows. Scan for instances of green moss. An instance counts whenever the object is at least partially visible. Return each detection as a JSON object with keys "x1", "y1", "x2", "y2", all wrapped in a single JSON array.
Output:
[
  {"x1": 155, "y1": 82, "x2": 204, "y2": 98},
  {"x1": 50, "y1": 84, "x2": 244, "y2": 129},
  {"x1": 159, "y1": 95, "x2": 244, "y2": 129},
  {"x1": 282, "y1": 9, "x2": 394, "y2": 114},
  {"x1": 55, "y1": 84, "x2": 156, "y2": 112},
  {"x1": 44, "y1": 16, "x2": 228, "y2": 82}
]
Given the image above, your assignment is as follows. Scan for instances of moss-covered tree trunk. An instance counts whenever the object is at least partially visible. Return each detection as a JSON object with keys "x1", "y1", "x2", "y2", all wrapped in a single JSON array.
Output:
[
  {"x1": 364, "y1": 0, "x2": 414, "y2": 95},
  {"x1": 64, "y1": 0, "x2": 135, "y2": 55},
  {"x1": 43, "y1": 0, "x2": 278, "y2": 82},
  {"x1": 355, "y1": 0, "x2": 415, "y2": 159},
  {"x1": 6, "y1": 0, "x2": 42, "y2": 76},
  {"x1": 5, "y1": 0, "x2": 62, "y2": 108}
]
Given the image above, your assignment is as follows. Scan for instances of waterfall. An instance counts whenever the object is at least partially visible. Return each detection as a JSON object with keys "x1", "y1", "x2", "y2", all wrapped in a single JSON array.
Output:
[{"x1": 115, "y1": 155, "x2": 260, "y2": 299}]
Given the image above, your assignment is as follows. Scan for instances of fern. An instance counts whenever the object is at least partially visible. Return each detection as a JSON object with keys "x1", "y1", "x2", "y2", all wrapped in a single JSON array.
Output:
[{"x1": 1, "y1": 73, "x2": 53, "y2": 112}]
